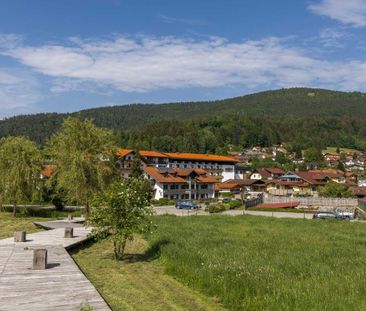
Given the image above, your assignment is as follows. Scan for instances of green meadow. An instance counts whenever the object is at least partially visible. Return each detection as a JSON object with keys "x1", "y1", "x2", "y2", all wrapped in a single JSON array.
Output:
[{"x1": 146, "y1": 216, "x2": 366, "y2": 310}]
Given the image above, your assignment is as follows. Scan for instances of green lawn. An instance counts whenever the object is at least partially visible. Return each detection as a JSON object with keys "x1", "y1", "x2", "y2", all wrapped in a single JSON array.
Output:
[
  {"x1": 0, "y1": 209, "x2": 82, "y2": 239},
  {"x1": 247, "y1": 207, "x2": 315, "y2": 213},
  {"x1": 0, "y1": 212, "x2": 49, "y2": 239},
  {"x1": 71, "y1": 236, "x2": 226, "y2": 311},
  {"x1": 324, "y1": 147, "x2": 359, "y2": 154},
  {"x1": 146, "y1": 215, "x2": 366, "y2": 311}
]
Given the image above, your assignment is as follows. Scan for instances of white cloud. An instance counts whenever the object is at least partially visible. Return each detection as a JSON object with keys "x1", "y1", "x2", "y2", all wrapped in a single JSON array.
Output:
[
  {"x1": 1, "y1": 34, "x2": 366, "y2": 95},
  {"x1": 0, "y1": 68, "x2": 42, "y2": 116},
  {"x1": 309, "y1": 0, "x2": 366, "y2": 27},
  {"x1": 318, "y1": 27, "x2": 348, "y2": 47}
]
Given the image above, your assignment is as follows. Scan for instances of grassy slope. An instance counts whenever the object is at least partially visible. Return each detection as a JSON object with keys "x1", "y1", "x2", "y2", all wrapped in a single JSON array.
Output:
[
  {"x1": 147, "y1": 215, "x2": 366, "y2": 311},
  {"x1": 71, "y1": 237, "x2": 226, "y2": 311}
]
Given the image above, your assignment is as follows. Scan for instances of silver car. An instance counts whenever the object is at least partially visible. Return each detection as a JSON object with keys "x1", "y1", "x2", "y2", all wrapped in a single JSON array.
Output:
[{"x1": 312, "y1": 211, "x2": 336, "y2": 220}]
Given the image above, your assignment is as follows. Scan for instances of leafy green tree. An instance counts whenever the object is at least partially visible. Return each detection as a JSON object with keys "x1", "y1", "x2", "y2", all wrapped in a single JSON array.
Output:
[
  {"x1": 304, "y1": 147, "x2": 324, "y2": 163},
  {"x1": 0, "y1": 137, "x2": 42, "y2": 216},
  {"x1": 318, "y1": 182, "x2": 352, "y2": 198},
  {"x1": 130, "y1": 151, "x2": 143, "y2": 178},
  {"x1": 90, "y1": 178, "x2": 153, "y2": 260},
  {"x1": 48, "y1": 117, "x2": 116, "y2": 216},
  {"x1": 336, "y1": 161, "x2": 345, "y2": 172},
  {"x1": 275, "y1": 152, "x2": 288, "y2": 165}
]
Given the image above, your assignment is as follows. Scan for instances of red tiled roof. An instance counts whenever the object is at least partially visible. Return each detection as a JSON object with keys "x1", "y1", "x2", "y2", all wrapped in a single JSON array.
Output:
[
  {"x1": 197, "y1": 176, "x2": 219, "y2": 183},
  {"x1": 266, "y1": 168, "x2": 285, "y2": 175},
  {"x1": 295, "y1": 172, "x2": 326, "y2": 185},
  {"x1": 164, "y1": 152, "x2": 237, "y2": 163},
  {"x1": 117, "y1": 149, "x2": 134, "y2": 157},
  {"x1": 309, "y1": 169, "x2": 344, "y2": 179},
  {"x1": 256, "y1": 202, "x2": 300, "y2": 209},
  {"x1": 254, "y1": 168, "x2": 272, "y2": 178},
  {"x1": 139, "y1": 150, "x2": 168, "y2": 158},
  {"x1": 118, "y1": 149, "x2": 238, "y2": 163},
  {"x1": 144, "y1": 167, "x2": 185, "y2": 183},
  {"x1": 215, "y1": 183, "x2": 240, "y2": 190}
]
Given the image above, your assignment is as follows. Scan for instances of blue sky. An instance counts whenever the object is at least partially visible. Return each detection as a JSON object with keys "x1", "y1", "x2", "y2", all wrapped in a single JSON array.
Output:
[{"x1": 0, "y1": 0, "x2": 366, "y2": 117}]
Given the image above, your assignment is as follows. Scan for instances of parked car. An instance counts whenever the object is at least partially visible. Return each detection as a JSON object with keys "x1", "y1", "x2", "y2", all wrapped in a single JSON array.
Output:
[
  {"x1": 312, "y1": 211, "x2": 337, "y2": 220},
  {"x1": 313, "y1": 210, "x2": 354, "y2": 220},
  {"x1": 337, "y1": 211, "x2": 354, "y2": 220},
  {"x1": 175, "y1": 200, "x2": 201, "y2": 210}
]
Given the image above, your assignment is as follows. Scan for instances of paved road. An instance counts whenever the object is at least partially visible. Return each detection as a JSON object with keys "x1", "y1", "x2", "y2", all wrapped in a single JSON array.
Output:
[{"x1": 153, "y1": 206, "x2": 314, "y2": 219}]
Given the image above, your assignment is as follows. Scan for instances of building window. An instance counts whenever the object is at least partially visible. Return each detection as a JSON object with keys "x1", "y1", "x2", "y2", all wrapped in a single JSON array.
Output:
[
  {"x1": 163, "y1": 185, "x2": 168, "y2": 190},
  {"x1": 201, "y1": 184, "x2": 208, "y2": 189}
]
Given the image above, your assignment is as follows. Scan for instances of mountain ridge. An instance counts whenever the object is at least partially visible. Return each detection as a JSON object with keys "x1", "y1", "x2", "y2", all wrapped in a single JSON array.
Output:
[{"x1": 1, "y1": 87, "x2": 366, "y2": 145}]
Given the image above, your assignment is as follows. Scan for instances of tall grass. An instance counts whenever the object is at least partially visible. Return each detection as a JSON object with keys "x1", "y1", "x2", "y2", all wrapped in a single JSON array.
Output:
[{"x1": 148, "y1": 216, "x2": 366, "y2": 310}]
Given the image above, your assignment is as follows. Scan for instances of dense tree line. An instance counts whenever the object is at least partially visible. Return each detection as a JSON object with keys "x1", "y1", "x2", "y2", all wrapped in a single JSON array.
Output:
[
  {"x1": 115, "y1": 114, "x2": 366, "y2": 153},
  {"x1": 1, "y1": 88, "x2": 366, "y2": 150}
]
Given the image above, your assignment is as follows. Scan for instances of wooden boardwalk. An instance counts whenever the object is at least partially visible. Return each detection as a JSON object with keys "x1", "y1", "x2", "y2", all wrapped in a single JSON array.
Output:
[{"x1": 0, "y1": 220, "x2": 110, "y2": 311}]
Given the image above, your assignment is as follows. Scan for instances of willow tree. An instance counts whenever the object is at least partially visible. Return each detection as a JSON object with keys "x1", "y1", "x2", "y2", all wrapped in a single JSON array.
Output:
[
  {"x1": 48, "y1": 117, "x2": 116, "y2": 216},
  {"x1": 0, "y1": 137, "x2": 42, "y2": 217}
]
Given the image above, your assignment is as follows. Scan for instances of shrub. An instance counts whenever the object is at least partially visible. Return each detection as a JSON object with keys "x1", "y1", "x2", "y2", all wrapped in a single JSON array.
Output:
[
  {"x1": 228, "y1": 200, "x2": 242, "y2": 209},
  {"x1": 206, "y1": 203, "x2": 229, "y2": 213}
]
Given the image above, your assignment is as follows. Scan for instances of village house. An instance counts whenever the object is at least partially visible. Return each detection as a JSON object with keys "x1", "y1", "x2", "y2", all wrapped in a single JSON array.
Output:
[
  {"x1": 215, "y1": 179, "x2": 266, "y2": 198},
  {"x1": 249, "y1": 168, "x2": 285, "y2": 180},
  {"x1": 265, "y1": 171, "x2": 329, "y2": 196},
  {"x1": 117, "y1": 149, "x2": 238, "y2": 182},
  {"x1": 323, "y1": 153, "x2": 340, "y2": 166},
  {"x1": 144, "y1": 167, "x2": 218, "y2": 200}
]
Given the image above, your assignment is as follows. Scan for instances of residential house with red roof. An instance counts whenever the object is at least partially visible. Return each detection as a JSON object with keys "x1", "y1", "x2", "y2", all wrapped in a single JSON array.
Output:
[
  {"x1": 117, "y1": 149, "x2": 238, "y2": 181},
  {"x1": 265, "y1": 171, "x2": 328, "y2": 196},
  {"x1": 144, "y1": 167, "x2": 218, "y2": 200},
  {"x1": 249, "y1": 168, "x2": 285, "y2": 180}
]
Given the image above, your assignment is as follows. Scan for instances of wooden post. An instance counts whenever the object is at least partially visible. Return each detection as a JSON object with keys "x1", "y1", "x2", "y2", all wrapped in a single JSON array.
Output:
[
  {"x1": 14, "y1": 231, "x2": 26, "y2": 242},
  {"x1": 64, "y1": 227, "x2": 74, "y2": 238},
  {"x1": 33, "y1": 249, "x2": 47, "y2": 270}
]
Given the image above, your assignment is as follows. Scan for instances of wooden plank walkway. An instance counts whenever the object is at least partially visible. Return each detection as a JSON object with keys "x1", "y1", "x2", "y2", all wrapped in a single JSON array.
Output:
[{"x1": 0, "y1": 220, "x2": 111, "y2": 311}]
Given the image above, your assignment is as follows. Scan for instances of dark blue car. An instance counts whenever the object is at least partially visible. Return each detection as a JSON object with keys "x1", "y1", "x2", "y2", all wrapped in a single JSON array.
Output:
[{"x1": 175, "y1": 200, "x2": 201, "y2": 209}]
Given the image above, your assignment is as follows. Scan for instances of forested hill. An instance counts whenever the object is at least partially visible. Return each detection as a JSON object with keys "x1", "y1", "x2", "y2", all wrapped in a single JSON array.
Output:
[{"x1": 1, "y1": 87, "x2": 366, "y2": 146}]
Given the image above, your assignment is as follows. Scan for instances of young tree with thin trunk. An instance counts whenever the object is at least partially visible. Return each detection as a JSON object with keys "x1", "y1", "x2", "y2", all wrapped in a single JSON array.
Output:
[
  {"x1": 0, "y1": 137, "x2": 42, "y2": 217},
  {"x1": 90, "y1": 177, "x2": 153, "y2": 260},
  {"x1": 48, "y1": 117, "x2": 116, "y2": 216}
]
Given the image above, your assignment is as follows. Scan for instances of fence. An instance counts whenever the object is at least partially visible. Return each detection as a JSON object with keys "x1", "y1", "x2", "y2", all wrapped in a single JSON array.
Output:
[
  {"x1": 245, "y1": 195, "x2": 263, "y2": 208},
  {"x1": 264, "y1": 195, "x2": 358, "y2": 207}
]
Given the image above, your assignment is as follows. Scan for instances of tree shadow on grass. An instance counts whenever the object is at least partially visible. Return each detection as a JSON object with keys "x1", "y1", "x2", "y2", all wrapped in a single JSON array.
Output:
[
  {"x1": 123, "y1": 239, "x2": 171, "y2": 263},
  {"x1": 69, "y1": 237, "x2": 171, "y2": 263}
]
